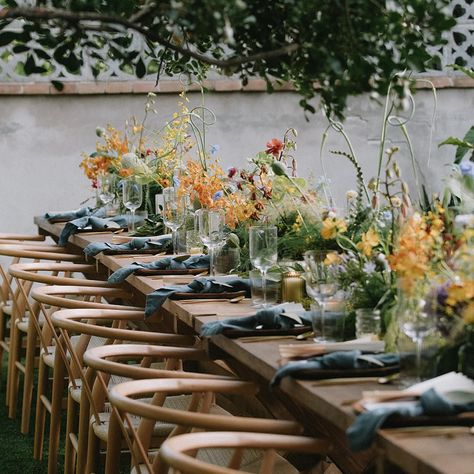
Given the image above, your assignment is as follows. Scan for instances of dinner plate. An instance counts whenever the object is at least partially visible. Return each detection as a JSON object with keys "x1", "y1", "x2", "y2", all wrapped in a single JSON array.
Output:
[
  {"x1": 223, "y1": 325, "x2": 312, "y2": 338},
  {"x1": 170, "y1": 290, "x2": 247, "y2": 300},
  {"x1": 287, "y1": 365, "x2": 400, "y2": 381},
  {"x1": 135, "y1": 267, "x2": 208, "y2": 276}
]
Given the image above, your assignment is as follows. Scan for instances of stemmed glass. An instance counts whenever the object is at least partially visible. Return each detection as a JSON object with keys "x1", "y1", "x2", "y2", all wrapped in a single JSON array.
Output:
[
  {"x1": 197, "y1": 209, "x2": 226, "y2": 276},
  {"x1": 398, "y1": 295, "x2": 436, "y2": 382},
  {"x1": 162, "y1": 187, "x2": 187, "y2": 255},
  {"x1": 122, "y1": 178, "x2": 143, "y2": 233},
  {"x1": 97, "y1": 173, "x2": 115, "y2": 210},
  {"x1": 304, "y1": 251, "x2": 340, "y2": 342},
  {"x1": 249, "y1": 225, "x2": 278, "y2": 307}
]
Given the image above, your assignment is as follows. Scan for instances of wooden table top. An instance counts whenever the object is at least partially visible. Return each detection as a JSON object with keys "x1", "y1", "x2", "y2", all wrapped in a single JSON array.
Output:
[{"x1": 34, "y1": 216, "x2": 474, "y2": 474}]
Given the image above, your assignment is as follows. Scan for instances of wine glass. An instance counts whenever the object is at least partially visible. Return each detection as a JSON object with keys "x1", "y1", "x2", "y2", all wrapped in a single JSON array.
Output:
[
  {"x1": 162, "y1": 187, "x2": 187, "y2": 255},
  {"x1": 122, "y1": 179, "x2": 143, "y2": 233},
  {"x1": 304, "y1": 251, "x2": 341, "y2": 342},
  {"x1": 97, "y1": 173, "x2": 115, "y2": 208},
  {"x1": 249, "y1": 225, "x2": 278, "y2": 307},
  {"x1": 197, "y1": 209, "x2": 226, "y2": 276},
  {"x1": 398, "y1": 296, "x2": 436, "y2": 382}
]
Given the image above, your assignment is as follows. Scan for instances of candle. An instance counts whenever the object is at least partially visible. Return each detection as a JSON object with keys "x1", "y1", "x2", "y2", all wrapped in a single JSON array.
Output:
[{"x1": 281, "y1": 271, "x2": 305, "y2": 303}]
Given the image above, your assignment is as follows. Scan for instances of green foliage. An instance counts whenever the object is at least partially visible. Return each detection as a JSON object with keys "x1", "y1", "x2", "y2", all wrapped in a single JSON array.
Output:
[
  {"x1": 0, "y1": 0, "x2": 455, "y2": 117},
  {"x1": 131, "y1": 214, "x2": 166, "y2": 237},
  {"x1": 439, "y1": 127, "x2": 474, "y2": 164}
]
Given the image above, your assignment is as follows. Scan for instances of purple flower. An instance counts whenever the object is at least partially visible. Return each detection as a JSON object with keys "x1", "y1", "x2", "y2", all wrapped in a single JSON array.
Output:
[
  {"x1": 363, "y1": 261, "x2": 376, "y2": 274},
  {"x1": 173, "y1": 175, "x2": 181, "y2": 187},
  {"x1": 210, "y1": 144, "x2": 220, "y2": 155},
  {"x1": 460, "y1": 162, "x2": 474, "y2": 178},
  {"x1": 212, "y1": 190, "x2": 224, "y2": 201}
]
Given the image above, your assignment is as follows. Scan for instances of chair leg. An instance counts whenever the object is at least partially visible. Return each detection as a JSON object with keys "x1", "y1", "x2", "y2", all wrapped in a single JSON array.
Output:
[
  {"x1": 34, "y1": 358, "x2": 48, "y2": 460},
  {"x1": 0, "y1": 306, "x2": 6, "y2": 383},
  {"x1": 105, "y1": 410, "x2": 123, "y2": 474},
  {"x1": 48, "y1": 349, "x2": 66, "y2": 474},
  {"x1": 21, "y1": 318, "x2": 37, "y2": 433},
  {"x1": 64, "y1": 393, "x2": 77, "y2": 474},
  {"x1": 85, "y1": 423, "x2": 100, "y2": 474},
  {"x1": 76, "y1": 389, "x2": 90, "y2": 474},
  {"x1": 7, "y1": 321, "x2": 21, "y2": 417}
]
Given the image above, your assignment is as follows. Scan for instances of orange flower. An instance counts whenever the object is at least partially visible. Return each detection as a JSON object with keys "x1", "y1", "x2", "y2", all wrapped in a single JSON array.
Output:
[
  {"x1": 266, "y1": 138, "x2": 284, "y2": 157},
  {"x1": 119, "y1": 168, "x2": 134, "y2": 178}
]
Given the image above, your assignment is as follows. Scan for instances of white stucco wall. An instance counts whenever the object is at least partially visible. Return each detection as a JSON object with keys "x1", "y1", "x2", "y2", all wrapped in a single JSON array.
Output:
[{"x1": 0, "y1": 87, "x2": 472, "y2": 234}]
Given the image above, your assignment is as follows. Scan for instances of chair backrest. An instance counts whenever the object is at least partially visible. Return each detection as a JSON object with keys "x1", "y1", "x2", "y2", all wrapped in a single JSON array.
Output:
[
  {"x1": 32, "y1": 285, "x2": 142, "y2": 311},
  {"x1": 159, "y1": 431, "x2": 331, "y2": 474},
  {"x1": 108, "y1": 377, "x2": 302, "y2": 473},
  {"x1": 9, "y1": 262, "x2": 110, "y2": 287},
  {"x1": 0, "y1": 233, "x2": 45, "y2": 241}
]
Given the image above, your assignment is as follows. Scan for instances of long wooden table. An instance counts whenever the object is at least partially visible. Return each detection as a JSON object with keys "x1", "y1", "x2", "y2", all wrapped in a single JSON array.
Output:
[{"x1": 35, "y1": 216, "x2": 474, "y2": 474}]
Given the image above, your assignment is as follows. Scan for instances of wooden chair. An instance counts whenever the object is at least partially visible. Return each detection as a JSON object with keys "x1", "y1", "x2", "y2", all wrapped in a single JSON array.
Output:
[
  {"x1": 158, "y1": 431, "x2": 331, "y2": 474},
  {"x1": 8, "y1": 262, "x2": 112, "y2": 433},
  {"x1": 0, "y1": 243, "x2": 81, "y2": 407},
  {"x1": 51, "y1": 308, "x2": 199, "y2": 474},
  {"x1": 82, "y1": 344, "x2": 244, "y2": 474},
  {"x1": 31, "y1": 285, "x2": 143, "y2": 474},
  {"x1": 106, "y1": 376, "x2": 304, "y2": 474},
  {"x1": 0, "y1": 232, "x2": 45, "y2": 241}
]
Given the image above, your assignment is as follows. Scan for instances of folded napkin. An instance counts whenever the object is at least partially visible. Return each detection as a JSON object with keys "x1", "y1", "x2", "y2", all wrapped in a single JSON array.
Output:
[
  {"x1": 108, "y1": 254, "x2": 210, "y2": 284},
  {"x1": 58, "y1": 212, "x2": 148, "y2": 245},
  {"x1": 84, "y1": 235, "x2": 172, "y2": 257},
  {"x1": 45, "y1": 206, "x2": 96, "y2": 221},
  {"x1": 144, "y1": 277, "x2": 250, "y2": 318},
  {"x1": 271, "y1": 350, "x2": 399, "y2": 387},
  {"x1": 200, "y1": 304, "x2": 312, "y2": 336},
  {"x1": 347, "y1": 387, "x2": 474, "y2": 451}
]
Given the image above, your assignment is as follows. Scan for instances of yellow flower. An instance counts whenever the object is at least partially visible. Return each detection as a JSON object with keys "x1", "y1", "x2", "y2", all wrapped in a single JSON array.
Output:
[
  {"x1": 462, "y1": 301, "x2": 474, "y2": 325},
  {"x1": 321, "y1": 218, "x2": 347, "y2": 240},
  {"x1": 324, "y1": 252, "x2": 342, "y2": 265},
  {"x1": 357, "y1": 228, "x2": 380, "y2": 257}
]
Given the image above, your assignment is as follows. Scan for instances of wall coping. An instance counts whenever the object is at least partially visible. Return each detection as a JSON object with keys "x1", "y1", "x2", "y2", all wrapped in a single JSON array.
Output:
[{"x1": 0, "y1": 75, "x2": 472, "y2": 95}]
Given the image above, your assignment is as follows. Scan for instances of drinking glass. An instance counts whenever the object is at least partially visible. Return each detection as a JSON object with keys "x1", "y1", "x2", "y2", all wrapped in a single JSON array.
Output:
[
  {"x1": 97, "y1": 173, "x2": 115, "y2": 207},
  {"x1": 162, "y1": 187, "x2": 187, "y2": 255},
  {"x1": 249, "y1": 225, "x2": 278, "y2": 307},
  {"x1": 397, "y1": 295, "x2": 436, "y2": 382},
  {"x1": 122, "y1": 178, "x2": 143, "y2": 233},
  {"x1": 197, "y1": 209, "x2": 226, "y2": 276},
  {"x1": 303, "y1": 251, "x2": 339, "y2": 304}
]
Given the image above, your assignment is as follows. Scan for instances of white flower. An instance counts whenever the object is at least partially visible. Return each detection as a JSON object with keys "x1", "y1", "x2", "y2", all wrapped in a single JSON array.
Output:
[
  {"x1": 363, "y1": 261, "x2": 376, "y2": 274},
  {"x1": 346, "y1": 190, "x2": 358, "y2": 200}
]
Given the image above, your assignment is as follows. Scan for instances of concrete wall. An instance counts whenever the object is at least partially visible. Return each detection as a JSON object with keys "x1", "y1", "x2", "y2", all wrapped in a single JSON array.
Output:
[{"x1": 0, "y1": 87, "x2": 473, "y2": 234}]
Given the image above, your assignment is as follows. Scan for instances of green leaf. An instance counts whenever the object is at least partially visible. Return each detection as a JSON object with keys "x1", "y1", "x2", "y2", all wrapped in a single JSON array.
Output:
[
  {"x1": 439, "y1": 127, "x2": 474, "y2": 164},
  {"x1": 448, "y1": 64, "x2": 474, "y2": 79},
  {"x1": 135, "y1": 58, "x2": 146, "y2": 78},
  {"x1": 51, "y1": 80, "x2": 64, "y2": 91},
  {"x1": 0, "y1": 31, "x2": 23, "y2": 47}
]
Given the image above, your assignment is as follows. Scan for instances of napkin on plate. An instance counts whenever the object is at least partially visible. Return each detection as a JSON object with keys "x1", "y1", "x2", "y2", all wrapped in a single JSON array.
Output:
[
  {"x1": 270, "y1": 350, "x2": 399, "y2": 387},
  {"x1": 45, "y1": 206, "x2": 96, "y2": 221},
  {"x1": 279, "y1": 337, "x2": 385, "y2": 359},
  {"x1": 144, "y1": 277, "x2": 250, "y2": 318},
  {"x1": 84, "y1": 235, "x2": 172, "y2": 257},
  {"x1": 200, "y1": 303, "x2": 312, "y2": 336},
  {"x1": 108, "y1": 254, "x2": 210, "y2": 283},
  {"x1": 346, "y1": 372, "x2": 474, "y2": 451}
]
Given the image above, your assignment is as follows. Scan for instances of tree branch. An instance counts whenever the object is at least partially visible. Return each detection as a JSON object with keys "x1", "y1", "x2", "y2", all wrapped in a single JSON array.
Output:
[{"x1": 0, "y1": 6, "x2": 299, "y2": 68}]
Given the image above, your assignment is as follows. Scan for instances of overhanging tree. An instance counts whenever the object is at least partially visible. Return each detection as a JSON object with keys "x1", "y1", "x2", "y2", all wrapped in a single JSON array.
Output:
[{"x1": 0, "y1": 0, "x2": 455, "y2": 117}]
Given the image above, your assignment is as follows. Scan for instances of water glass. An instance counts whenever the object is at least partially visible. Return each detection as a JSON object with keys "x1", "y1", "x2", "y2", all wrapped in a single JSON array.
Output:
[
  {"x1": 122, "y1": 178, "x2": 143, "y2": 233},
  {"x1": 162, "y1": 187, "x2": 187, "y2": 255},
  {"x1": 310, "y1": 299, "x2": 346, "y2": 342},
  {"x1": 303, "y1": 250, "x2": 339, "y2": 304},
  {"x1": 97, "y1": 173, "x2": 115, "y2": 207},
  {"x1": 249, "y1": 225, "x2": 278, "y2": 307},
  {"x1": 197, "y1": 209, "x2": 226, "y2": 276},
  {"x1": 355, "y1": 308, "x2": 381, "y2": 339},
  {"x1": 249, "y1": 270, "x2": 281, "y2": 307}
]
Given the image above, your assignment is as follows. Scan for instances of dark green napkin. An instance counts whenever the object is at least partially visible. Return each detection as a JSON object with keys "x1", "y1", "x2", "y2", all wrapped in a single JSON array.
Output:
[
  {"x1": 145, "y1": 277, "x2": 250, "y2": 318},
  {"x1": 45, "y1": 206, "x2": 95, "y2": 221},
  {"x1": 59, "y1": 215, "x2": 131, "y2": 245},
  {"x1": 200, "y1": 304, "x2": 312, "y2": 336},
  {"x1": 271, "y1": 350, "x2": 399, "y2": 387},
  {"x1": 84, "y1": 235, "x2": 172, "y2": 257},
  {"x1": 347, "y1": 387, "x2": 474, "y2": 451},
  {"x1": 108, "y1": 254, "x2": 210, "y2": 284}
]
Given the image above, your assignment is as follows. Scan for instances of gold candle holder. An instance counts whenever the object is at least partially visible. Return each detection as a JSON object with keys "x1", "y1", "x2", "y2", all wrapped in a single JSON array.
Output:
[{"x1": 281, "y1": 271, "x2": 305, "y2": 303}]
